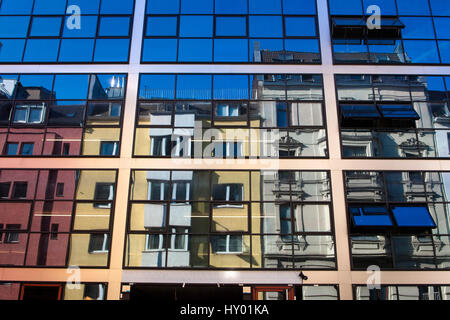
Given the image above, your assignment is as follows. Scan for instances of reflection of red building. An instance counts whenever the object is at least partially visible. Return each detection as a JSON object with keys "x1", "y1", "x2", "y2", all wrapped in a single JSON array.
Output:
[{"x1": 0, "y1": 169, "x2": 76, "y2": 266}]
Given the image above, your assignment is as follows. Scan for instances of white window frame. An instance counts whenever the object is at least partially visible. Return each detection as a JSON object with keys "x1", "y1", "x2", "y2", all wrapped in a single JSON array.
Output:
[
  {"x1": 144, "y1": 228, "x2": 189, "y2": 252},
  {"x1": 214, "y1": 184, "x2": 244, "y2": 208},
  {"x1": 214, "y1": 235, "x2": 243, "y2": 254},
  {"x1": 150, "y1": 135, "x2": 170, "y2": 156},
  {"x1": 94, "y1": 183, "x2": 114, "y2": 209},
  {"x1": 14, "y1": 103, "x2": 46, "y2": 124},
  {"x1": 171, "y1": 181, "x2": 191, "y2": 202},
  {"x1": 216, "y1": 104, "x2": 240, "y2": 117},
  {"x1": 147, "y1": 180, "x2": 169, "y2": 201},
  {"x1": 100, "y1": 141, "x2": 118, "y2": 156},
  {"x1": 89, "y1": 234, "x2": 109, "y2": 254},
  {"x1": 173, "y1": 135, "x2": 192, "y2": 157}
]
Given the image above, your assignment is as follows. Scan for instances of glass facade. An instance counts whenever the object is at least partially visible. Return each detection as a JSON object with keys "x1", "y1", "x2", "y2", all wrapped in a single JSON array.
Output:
[
  {"x1": 337, "y1": 74, "x2": 450, "y2": 158},
  {"x1": 0, "y1": 169, "x2": 117, "y2": 267},
  {"x1": 126, "y1": 170, "x2": 335, "y2": 269},
  {"x1": 135, "y1": 74, "x2": 327, "y2": 158},
  {"x1": 142, "y1": 0, "x2": 320, "y2": 63},
  {"x1": 0, "y1": 0, "x2": 448, "y2": 302},
  {"x1": 0, "y1": 0, "x2": 134, "y2": 63},
  {"x1": 0, "y1": 73, "x2": 125, "y2": 156},
  {"x1": 329, "y1": 0, "x2": 450, "y2": 64},
  {"x1": 345, "y1": 170, "x2": 450, "y2": 270}
]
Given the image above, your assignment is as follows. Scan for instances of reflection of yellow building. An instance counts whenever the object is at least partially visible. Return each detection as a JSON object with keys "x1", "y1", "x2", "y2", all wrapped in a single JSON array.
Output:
[{"x1": 68, "y1": 170, "x2": 116, "y2": 267}]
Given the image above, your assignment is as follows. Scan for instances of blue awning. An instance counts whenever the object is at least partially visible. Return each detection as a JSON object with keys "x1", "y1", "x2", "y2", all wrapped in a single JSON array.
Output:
[
  {"x1": 351, "y1": 206, "x2": 393, "y2": 227},
  {"x1": 391, "y1": 206, "x2": 436, "y2": 228},
  {"x1": 341, "y1": 105, "x2": 381, "y2": 118},
  {"x1": 378, "y1": 105, "x2": 420, "y2": 119}
]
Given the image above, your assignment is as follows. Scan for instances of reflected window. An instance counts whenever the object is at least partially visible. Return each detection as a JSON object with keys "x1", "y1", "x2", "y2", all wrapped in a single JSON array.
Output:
[
  {"x1": 88, "y1": 234, "x2": 109, "y2": 253},
  {"x1": 212, "y1": 184, "x2": 243, "y2": 203},
  {"x1": 12, "y1": 182, "x2": 27, "y2": 199},
  {"x1": 13, "y1": 104, "x2": 45, "y2": 124},
  {"x1": 211, "y1": 235, "x2": 243, "y2": 254},
  {"x1": 93, "y1": 183, "x2": 114, "y2": 208}
]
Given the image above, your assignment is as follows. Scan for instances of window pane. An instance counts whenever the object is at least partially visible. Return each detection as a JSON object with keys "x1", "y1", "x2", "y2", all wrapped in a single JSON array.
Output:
[
  {"x1": 20, "y1": 143, "x2": 34, "y2": 155},
  {"x1": 249, "y1": 16, "x2": 283, "y2": 38},
  {"x1": 430, "y1": 0, "x2": 450, "y2": 16},
  {"x1": 285, "y1": 17, "x2": 316, "y2": 37},
  {"x1": 30, "y1": 17, "x2": 62, "y2": 37},
  {"x1": 63, "y1": 16, "x2": 98, "y2": 38},
  {"x1": 179, "y1": 15, "x2": 213, "y2": 37},
  {"x1": 0, "y1": 0, "x2": 33, "y2": 14},
  {"x1": 285, "y1": 39, "x2": 320, "y2": 63},
  {"x1": 100, "y1": 0, "x2": 134, "y2": 14},
  {"x1": 53, "y1": 75, "x2": 89, "y2": 100},
  {"x1": 215, "y1": 16, "x2": 247, "y2": 37},
  {"x1": 215, "y1": 0, "x2": 247, "y2": 14},
  {"x1": 213, "y1": 75, "x2": 248, "y2": 100},
  {"x1": 146, "y1": 17, "x2": 178, "y2": 36},
  {"x1": 283, "y1": 0, "x2": 316, "y2": 14},
  {"x1": 139, "y1": 75, "x2": 175, "y2": 100},
  {"x1": 403, "y1": 40, "x2": 440, "y2": 64},
  {"x1": 88, "y1": 74, "x2": 126, "y2": 99},
  {"x1": 58, "y1": 39, "x2": 94, "y2": 62},
  {"x1": 23, "y1": 39, "x2": 60, "y2": 62},
  {"x1": 434, "y1": 18, "x2": 450, "y2": 39},
  {"x1": 87, "y1": 102, "x2": 121, "y2": 125},
  {"x1": 362, "y1": 0, "x2": 397, "y2": 15},
  {"x1": 33, "y1": 0, "x2": 66, "y2": 14},
  {"x1": 181, "y1": 0, "x2": 213, "y2": 13},
  {"x1": 6, "y1": 143, "x2": 18, "y2": 155},
  {"x1": 147, "y1": 0, "x2": 179, "y2": 13},
  {"x1": 438, "y1": 41, "x2": 450, "y2": 64},
  {"x1": 249, "y1": 0, "x2": 281, "y2": 14},
  {"x1": 98, "y1": 17, "x2": 130, "y2": 37},
  {"x1": 397, "y1": 0, "x2": 431, "y2": 15},
  {"x1": 176, "y1": 75, "x2": 212, "y2": 100},
  {"x1": 18, "y1": 74, "x2": 54, "y2": 95},
  {"x1": 0, "y1": 39, "x2": 25, "y2": 62},
  {"x1": 214, "y1": 39, "x2": 248, "y2": 62},
  {"x1": 178, "y1": 39, "x2": 212, "y2": 62},
  {"x1": 0, "y1": 17, "x2": 30, "y2": 38},
  {"x1": 94, "y1": 39, "x2": 130, "y2": 62},
  {"x1": 249, "y1": 39, "x2": 283, "y2": 62},
  {"x1": 66, "y1": 0, "x2": 100, "y2": 14},
  {"x1": 329, "y1": 0, "x2": 363, "y2": 15},
  {"x1": 142, "y1": 39, "x2": 177, "y2": 62},
  {"x1": 401, "y1": 17, "x2": 435, "y2": 39}
]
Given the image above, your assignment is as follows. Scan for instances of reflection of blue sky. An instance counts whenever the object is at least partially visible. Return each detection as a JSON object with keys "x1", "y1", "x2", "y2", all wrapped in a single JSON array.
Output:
[
  {"x1": 363, "y1": 0, "x2": 397, "y2": 15},
  {"x1": 430, "y1": 0, "x2": 450, "y2": 16},
  {"x1": 329, "y1": 0, "x2": 363, "y2": 15},
  {"x1": 397, "y1": 0, "x2": 431, "y2": 15},
  {"x1": 213, "y1": 75, "x2": 249, "y2": 100},
  {"x1": 177, "y1": 75, "x2": 212, "y2": 100},
  {"x1": 147, "y1": 0, "x2": 179, "y2": 14},
  {"x1": 181, "y1": 0, "x2": 213, "y2": 14},
  {"x1": 140, "y1": 75, "x2": 176, "y2": 99},
  {"x1": 67, "y1": 0, "x2": 101, "y2": 14},
  {"x1": 53, "y1": 75, "x2": 89, "y2": 99},
  {"x1": 180, "y1": 16, "x2": 213, "y2": 37},
  {"x1": 0, "y1": 17, "x2": 30, "y2": 37},
  {"x1": 403, "y1": 40, "x2": 440, "y2": 63},
  {"x1": 19, "y1": 75, "x2": 53, "y2": 91}
]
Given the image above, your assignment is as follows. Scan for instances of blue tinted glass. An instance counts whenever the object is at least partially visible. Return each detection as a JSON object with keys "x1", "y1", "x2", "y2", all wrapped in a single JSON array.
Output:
[
  {"x1": 98, "y1": 17, "x2": 130, "y2": 37},
  {"x1": 277, "y1": 103, "x2": 287, "y2": 127},
  {"x1": 66, "y1": 0, "x2": 100, "y2": 14},
  {"x1": 368, "y1": 41, "x2": 405, "y2": 63},
  {"x1": 23, "y1": 39, "x2": 60, "y2": 62},
  {"x1": 63, "y1": 16, "x2": 98, "y2": 37},
  {"x1": 176, "y1": 75, "x2": 212, "y2": 100},
  {"x1": 285, "y1": 17, "x2": 316, "y2": 37},
  {"x1": 146, "y1": 17, "x2": 178, "y2": 36},
  {"x1": 403, "y1": 40, "x2": 440, "y2": 64},
  {"x1": 391, "y1": 206, "x2": 436, "y2": 227},
  {"x1": 401, "y1": 17, "x2": 435, "y2": 39},
  {"x1": 21, "y1": 143, "x2": 33, "y2": 155},
  {"x1": 249, "y1": 16, "x2": 283, "y2": 38},
  {"x1": 284, "y1": 39, "x2": 320, "y2": 60},
  {"x1": 54, "y1": 75, "x2": 89, "y2": 100},
  {"x1": 378, "y1": 105, "x2": 420, "y2": 119},
  {"x1": 333, "y1": 43, "x2": 369, "y2": 63},
  {"x1": 351, "y1": 207, "x2": 393, "y2": 226},
  {"x1": 430, "y1": 0, "x2": 450, "y2": 16},
  {"x1": 181, "y1": 0, "x2": 213, "y2": 13},
  {"x1": 33, "y1": 0, "x2": 66, "y2": 14},
  {"x1": 19, "y1": 74, "x2": 54, "y2": 92},
  {"x1": 249, "y1": 39, "x2": 283, "y2": 62},
  {"x1": 216, "y1": 17, "x2": 247, "y2": 37},
  {"x1": 142, "y1": 39, "x2": 177, "y2": 62},
  {"x1": 283, "y1": 0, "x2": 316, "y2": 14},
  {"x1": 249, "y1": 0, "x2": 281, "y2": 14},
  {"x1": 215, "y1": 0, "x2": 247, "y2": 14},
  {"x1": 94, "y1": 39, "x2": 130, "y2": 62},
  {"x1": 329, "y1": 0, "x2": 363, "y2": 15},
  {"x1": 362, "y1": 0, "x2": 397, "y2": 15},
  {"x1": 89, "y1": 74, "x2": 126, "y2": 99},
  {"x1": 213, "y1": 75, "x2": 248, "y2": 100},
  {"x1": 30, "y1": 17, "x2": 63, "y2": 37},
  {"x1": 178, "y1": 39, "x2": 212, "y2": 61},
  {"x1": 139, "y1": 75, "x2": 176, "y2": 99},
  {"x1": 0, "y1": 0, "x2": 33, "y2": 14},
  {"x1": 0, "y1": 17, "x2": 30, "y2": 38},
  {"x1": 438, "y1": 41, "x2": 450, "y2": 64},
  {"x1": 214, "y1": 39, "x2": 248, "y2": 62},
  {"x1": 397, "y1": 0, "x2": 431, "y2": 15},
  {"x1": 423, "y1": 76, "x2": 446, "y2": 93},
  {"x1": 59, "y1": 39, "x2": 94, "y2": 62},
  {"x1": 341, "y1": 105, "x2": 381, "y2": 118},
  {"x1": 147, "y1": 0, "x2": 179, "y2": 13},
  {"x1": 101, "y1": 142, "x2": 115, "y2": 156},
  {"x1": 434, "y1": 18, "x2": 450, "y2": 39},
  {"x1": 100, "y1": 0, "x2": 134, "y2": 14},
  {"x1": 179, "y1": 15, "x2": 213, "y2": 37},
  {"x1": 6, "y1": 143, "x2": 18, "y2": 155}
]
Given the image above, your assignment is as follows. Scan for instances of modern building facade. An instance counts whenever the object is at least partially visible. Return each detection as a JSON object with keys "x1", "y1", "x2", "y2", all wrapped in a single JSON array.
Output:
[{"x1": 0, "y1": 0, "x2": 449, "y2": 301}]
